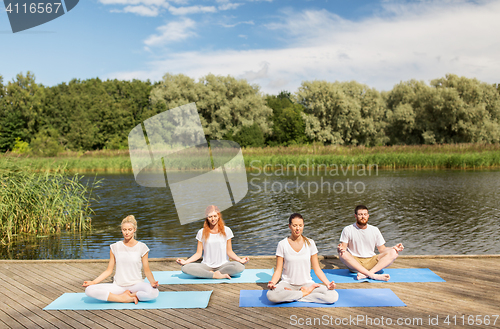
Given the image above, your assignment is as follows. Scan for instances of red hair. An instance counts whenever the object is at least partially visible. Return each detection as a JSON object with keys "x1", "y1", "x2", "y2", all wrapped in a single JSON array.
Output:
[{"x1": 202, "y1": 205, "x2": 226, "y2": 241}]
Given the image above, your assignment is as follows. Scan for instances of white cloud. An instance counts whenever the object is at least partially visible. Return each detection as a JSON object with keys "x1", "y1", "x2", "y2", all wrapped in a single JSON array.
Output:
[
  {"x1": 239, "y1": 62, "x2": 269, "y2": 81},
  {"x1": 98, "y1": 0, "x2": 167, "y2": 5},
  {"x1": 168, "y1": 5, "x2": 217, "y2": 15},
  {"x1": 108, "y1": 1, "x2": 500, "y2": 94},
  {"x1": 144, "y1": 18, "x2": 196, "y2": 46},
  {"x1": 220, "y1": 20, "x2": 254, "y2": 28},
  {"x1": 122, "y1": 5, "x2": 160, "y2": 16},
  {"x1": 218, "y1": 3, "x2": 243, "y2": 10}
]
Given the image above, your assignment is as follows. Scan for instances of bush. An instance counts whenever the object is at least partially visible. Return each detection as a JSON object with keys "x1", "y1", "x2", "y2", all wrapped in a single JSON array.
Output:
[{"x1": 233, "y1": 123, "x2": 265, "y2": 147}]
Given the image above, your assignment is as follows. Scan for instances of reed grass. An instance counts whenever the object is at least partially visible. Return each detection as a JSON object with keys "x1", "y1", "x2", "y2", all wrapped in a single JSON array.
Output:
[
  {"x1": 0, "y1": 160, "x2": 100, "y2": 244},
  {"x1": 244, "y1": 152, "x2": 500, "y2": 170},
  {"x1": 2, "y1": 143, "x2": 500, "y2": 172}
]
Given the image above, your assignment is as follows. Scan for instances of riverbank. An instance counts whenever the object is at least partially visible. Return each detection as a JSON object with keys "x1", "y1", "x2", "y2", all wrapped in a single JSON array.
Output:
[
  {"x1": 2, "y1": 256, "x2": 498, "y2": 329},
  {"x1": 2, "y1": 143, "x2": 500, "y2": 172}
]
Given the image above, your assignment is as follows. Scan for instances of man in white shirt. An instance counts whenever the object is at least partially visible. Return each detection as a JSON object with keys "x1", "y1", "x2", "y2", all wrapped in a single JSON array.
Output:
[{"x1": 337, "y1": 205, "x2": 404, "y2": 281}]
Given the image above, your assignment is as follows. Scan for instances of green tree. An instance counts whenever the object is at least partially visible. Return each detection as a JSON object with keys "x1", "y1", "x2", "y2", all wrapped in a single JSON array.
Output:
[
  {"x1": 296, "y1": 80, "x2": 387, "y2": 146},
  {"x1": 266, "y1": 91, "x2": 306, "y2": 145},
  {"x1": 30, "y1": 127, "x2": 64, "y2": 156},
  {"x1": 233, "y1": 123, "x2": 265, "y2": 147},
  {"x1": 386, "y1": 74, "x2": 500, "y2": 144},
  {"x1": 42, "y1": 78, "x2": 152, "y2": 150},
  {"x1": 0, "y1": 72, "x2": 44, "y2": 152},
  {"x1": 150, "y1": 73, "x2": 272, "y2": 142}
]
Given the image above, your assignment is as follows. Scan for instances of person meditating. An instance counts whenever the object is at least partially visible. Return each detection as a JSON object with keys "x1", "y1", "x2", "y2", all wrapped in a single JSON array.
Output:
[
  {"x1": 267, "y1": 213, "x2": 338, "y2": 304},
  {"x1": 176, "y1": 205, "x2": 249, "y2": 279},
  {"x1": 83, "y1": 215, "x2": 159, "y2": 304},
  {"x1": 337, "y1": 205, "x2": 404, "y2": 281}
]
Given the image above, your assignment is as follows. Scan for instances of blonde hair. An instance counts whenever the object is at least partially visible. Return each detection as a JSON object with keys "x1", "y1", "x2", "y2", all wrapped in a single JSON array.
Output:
[{"x1": 121, "y1": 215, "x2": 137, "y2": 238}]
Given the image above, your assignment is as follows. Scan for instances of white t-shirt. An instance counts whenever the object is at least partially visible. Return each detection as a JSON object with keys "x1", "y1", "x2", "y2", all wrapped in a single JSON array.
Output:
[
  {"x1": 276, "y1": 237, "x2": 318, "y2": 286},
  {"x1": 110, "y1": 241, "x2": 150, "y2": 286},
  {"x1": 339, "y1": 223, "x2": 386, "y2": 258},
  {"x1": 196, "y1": 226, "x2": 234, "y2": 268}
]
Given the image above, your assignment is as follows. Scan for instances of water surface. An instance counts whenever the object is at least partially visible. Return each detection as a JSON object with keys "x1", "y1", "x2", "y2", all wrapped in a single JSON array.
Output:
[{"x1": 2, "y1": 169, "x2": 499, "y2": 259}]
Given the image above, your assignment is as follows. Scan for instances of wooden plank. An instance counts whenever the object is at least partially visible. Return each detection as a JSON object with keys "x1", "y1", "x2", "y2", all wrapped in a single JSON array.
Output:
[
  {"x1": 0, "y1": 256, "x2": 499, "y2": 329},
  {"x1": 0, "y1": 308, "x2": 27, "y2": 329},
  {"x1": 2, "y1": 264, "x2": 115, "y2": 329},
  {"x1": 0, "y1": 276, "x2": 79, "y2": 329},
  {"x1": 0, "y1": 290, "x2": 49, "y2": 328}
]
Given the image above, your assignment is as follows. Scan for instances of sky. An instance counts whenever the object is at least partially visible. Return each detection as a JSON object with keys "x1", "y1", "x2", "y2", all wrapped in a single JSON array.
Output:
[{"x1": 1, "y1": 0, "x2": 500, "y2": 95}]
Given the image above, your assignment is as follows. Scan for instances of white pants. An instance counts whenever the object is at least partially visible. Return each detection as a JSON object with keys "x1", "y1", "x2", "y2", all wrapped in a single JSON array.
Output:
[
  {"x1": 267, "y1": 281, "x2": 339, "y2": 304},
  {"x1": 85, "y1": 282, "x2": 159, "y2": 302}
]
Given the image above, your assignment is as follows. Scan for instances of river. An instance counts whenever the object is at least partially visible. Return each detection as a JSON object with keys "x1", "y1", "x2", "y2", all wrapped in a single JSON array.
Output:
[{"x1": 2, "y1": 169, "x2": 499, "y2": 259}]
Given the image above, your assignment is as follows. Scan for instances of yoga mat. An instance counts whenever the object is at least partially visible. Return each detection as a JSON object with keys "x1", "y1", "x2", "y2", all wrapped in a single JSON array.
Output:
[
  {"x1": 239, "y1": 289, "x2": 406, "y2": 308},
  {"x1": 312, "y1": 268, "x2": 445, "y2": 283},
  {"x1": 148, "y1": 269, "x2": 274, "y2": 284},
  {"x1": 44, "y1": 291, "x2": 212, "y2": 310}
]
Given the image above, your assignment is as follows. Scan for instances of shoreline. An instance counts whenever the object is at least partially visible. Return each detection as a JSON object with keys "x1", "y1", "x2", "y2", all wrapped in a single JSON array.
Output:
[
  {"x1": 2, "y1": 154, "x2": 500, "y2": 172},
  {"x1": 3, "y1": 143, "x2": 500, "y2": 172}
]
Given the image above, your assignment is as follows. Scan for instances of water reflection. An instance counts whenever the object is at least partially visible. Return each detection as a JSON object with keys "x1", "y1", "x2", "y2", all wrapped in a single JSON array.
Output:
[{"x1": 1, "y1": 169, "x2": 499, "y2": 259}]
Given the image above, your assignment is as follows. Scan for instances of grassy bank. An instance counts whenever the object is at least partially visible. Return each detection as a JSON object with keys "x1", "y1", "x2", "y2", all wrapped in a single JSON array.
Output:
[{"x1": 2, "y1": 143, "x2": 500, "y2": 172}]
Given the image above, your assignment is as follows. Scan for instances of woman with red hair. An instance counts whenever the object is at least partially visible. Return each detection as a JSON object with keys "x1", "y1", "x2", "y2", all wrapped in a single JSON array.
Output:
[{"x1": 176, "y1": 205, "x2": 249, "y2": 279}]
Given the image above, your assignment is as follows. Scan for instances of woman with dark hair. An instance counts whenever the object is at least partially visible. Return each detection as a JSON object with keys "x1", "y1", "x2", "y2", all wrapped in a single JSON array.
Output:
[
  {"x1": 267, "y1": 213, "x2": 338, "y2": 304},
  {"x1": 176, "y1": 205, "x2": 249, "y2": 279},
  {"x1": 83, "y1": 215, "x2": 159, "y2": 304}
]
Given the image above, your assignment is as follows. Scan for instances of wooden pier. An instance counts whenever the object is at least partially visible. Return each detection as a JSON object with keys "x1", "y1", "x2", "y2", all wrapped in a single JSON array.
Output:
[{"x1": 0, "y1": 255, "x2": 499, "y2": 328}]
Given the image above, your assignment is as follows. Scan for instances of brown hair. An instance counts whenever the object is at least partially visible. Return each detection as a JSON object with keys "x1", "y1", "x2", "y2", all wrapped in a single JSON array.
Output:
[
  {"x1": 288, "y1": 213, "x2": 310, "y2": 246},
  {"x1": 355, "y1": 205, "x2": 368, "y2": 214},
  {"x1": 202, "y1": 205, "x2": 226, "y2": 241}
]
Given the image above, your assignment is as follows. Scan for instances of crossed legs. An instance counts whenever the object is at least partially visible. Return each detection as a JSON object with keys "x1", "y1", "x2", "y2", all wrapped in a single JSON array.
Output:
[
  {"x1": 181, "y1": 262, "x2": 245, "y2": 279},
  {"x1": 85, "y1": 282, "x2": 159, "y2": 303},
  {"x1": 267, "y1": 281, "x2": 339, "y2": 304},
  {"x1": 339, "y1": 248, "x2": 399, "y2": 281}
]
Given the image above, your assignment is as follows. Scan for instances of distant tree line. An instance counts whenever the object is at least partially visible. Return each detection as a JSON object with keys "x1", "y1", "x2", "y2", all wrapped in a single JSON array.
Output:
[{"x1": 0, "y1": 72, "x2": 499, "y2": 155}]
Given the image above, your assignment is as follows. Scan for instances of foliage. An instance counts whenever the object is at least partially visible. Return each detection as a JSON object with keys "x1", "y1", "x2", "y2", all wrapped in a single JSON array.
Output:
[
  {"x1": 0, "y1": 72, "x2": 45, "y2": 151},
  {"x1": 1, "y1": 72, "x2": 500, "y2": 154},
  {"x1": 266, "y1": 91, "x2": 307, "y2": 146},
  {"x1": 0, "y1": 160, "x2": 100, "y2": 244},
  {"x1": 11, "y1": 137, "x2": 30, "y2": 154},
  {"x1": 296, "y1": 80, "x2": 388, "y2": 146},
  {"x1": 150, "y1": 73, "x2": 273, "y2": 141},
  {"x1": 29, "y1": 127, "x2": 64, "y2": 157},
  {"x1": 42, "y1": 78, "x2": 153, "y2": 151},
  {"x1": 233, "y1": 123, "x2": 266, "y2": 147},
  {"x1": 385, "y1": 74, "x2": 500, "y2": 144}
]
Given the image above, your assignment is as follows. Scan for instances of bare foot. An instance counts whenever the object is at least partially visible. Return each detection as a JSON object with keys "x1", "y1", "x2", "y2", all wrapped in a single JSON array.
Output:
[
  {"x1": 370, "y1": 273, "x2": 390, "y2": 281},
  {"x1": 300, "y1": 284, "x2": 320, "y2": 297},
  {"x1": 357, "y1": 273, "x2": 368, "y2": 280},
  {"x1": 212, "y1": 271, "x2": 231, "y2": 279},
  {"x1": 117, "y1": 291, "x2": 138, "y2": 304}
]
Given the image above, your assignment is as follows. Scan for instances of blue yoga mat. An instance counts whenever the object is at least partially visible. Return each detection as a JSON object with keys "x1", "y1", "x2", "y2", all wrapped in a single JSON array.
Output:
[
  {"x1": 148, "y1": 269, "x2": 274, "y2": 284},
  {"x1": 44, "y1": 291, "x2": 212, "y2": 310},
  {"x1": 239, "y1": 289, "x2": 406, "y2": 308},
  {"x1": 312, "y1": 268, "x2": 445, "y2": 283}
]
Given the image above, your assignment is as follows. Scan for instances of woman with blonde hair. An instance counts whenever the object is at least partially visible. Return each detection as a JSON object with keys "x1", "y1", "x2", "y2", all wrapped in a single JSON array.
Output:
[
  {"x1": 267, "y1": 213, "x2": 338, "y2": 304},
  {"x1": 83, "y1": 215, "x2": 159, "y2": 304},
  {"x1": 176, "y1": 205, "x2": 249, "y2": 279}
]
